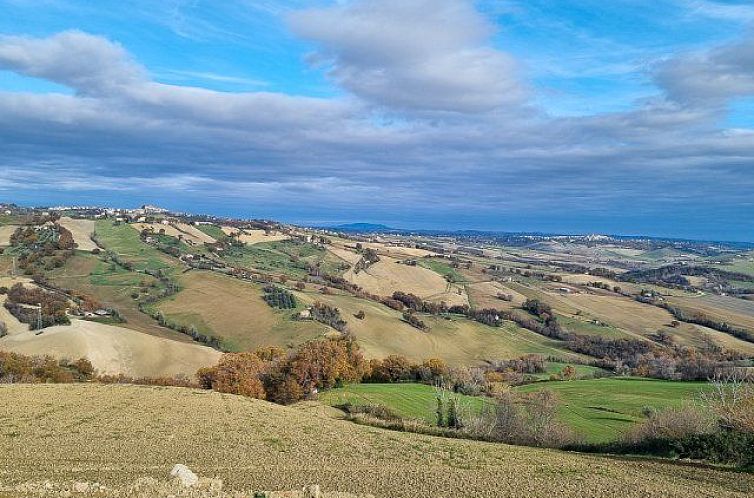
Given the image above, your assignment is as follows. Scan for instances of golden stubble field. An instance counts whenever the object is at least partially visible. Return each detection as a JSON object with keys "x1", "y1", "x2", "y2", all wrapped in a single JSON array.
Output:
[
  {"x1": 344, "y1": 255, "x2": 468, "y2": 306},
  {"x1": 58, "y1": 217, "x2": 98, "y2": 251},
  {"x1": 0, "y1": 384, "x2": 751, "y2": 498}
]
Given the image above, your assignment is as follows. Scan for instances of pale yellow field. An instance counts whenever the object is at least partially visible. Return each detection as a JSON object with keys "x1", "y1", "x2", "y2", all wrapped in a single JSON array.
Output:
[
  {"x1": 221, "y1": 226, "x2": 290, "y2": 244},
  {"x1": 466, "y1": 280, "x2": 528, "y2": 309},
  {"x1": 175, "y1": 222, "x2": 216, "y2": 244},
  {"x1": 0, "y1": 318, "x2": 220, "y2": 377},
  {"x1": 327, "y1": 246, "x2": 364, "y2": 265},
  {"x1": 667, "y1": 294, "x2": 754, "y2": 331},
  {"x1": 362, "y1": 242, "x2": 435, "y2": 258},
  {"x1": 58, "y1": 217, "x2": 98, "y2": 251},
  {"x1": 0, "y1": 224, "x2": 19, "y2": 246},
  {"x1": 346, "y1": 255, "x2": 468, "y2": 305},
  {"x1": 131, "y1": 222, "x2": 212, "y2": 246},
  {"x1": 300, "y1": 292, "x2": 581, "y2": 364},
  {"x1": 1, "y1": 384, "x2": 750, "y2": 498}
]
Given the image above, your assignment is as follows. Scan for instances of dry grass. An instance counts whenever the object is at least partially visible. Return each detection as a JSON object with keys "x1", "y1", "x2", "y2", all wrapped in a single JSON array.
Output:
[
  {"x1": 0, "y1": 318, "x2": 220, "y2": 377},
  {"x1": 667, "y1": 295, "x2": 754, "y2": 331},
  {"x1": 0, "y1": 384, "x2": 751, "y2": 498},
  {"x1": 221, "y1": 227, "x2": 290, "y2": 245},
  {"x1": 157, "y1": 271, "x2": 325, "y2": 351},
  {"x1": 0, "y1": 224, "x2": 19, "y2": 246},
  {"x1": 0, "y1": 478, "x2": 370, "y2": 498},
  {"x1": 131, "y1": 223, "x2": 214, "y2": 246},
  {"x1": 299, "y1": 292, "x2": 581, "y2": 365},
  {"x1": 345, "y1": 255, "x2": 468, "y2": 306},
  {"x1": 59, "y1": 217, "x2": 98, "y2": 251},
  {"x1": 466, "y1": 280, "x2": 527, "y2": 310},
  {"x1": 175, "y1": 223, "x2": 217, "y2": 244}
]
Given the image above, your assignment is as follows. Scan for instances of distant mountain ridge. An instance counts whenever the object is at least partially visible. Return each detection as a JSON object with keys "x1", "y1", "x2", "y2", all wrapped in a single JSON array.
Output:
[{"x1": 330, "y1": 223, "x2": 394, "y2": 232}]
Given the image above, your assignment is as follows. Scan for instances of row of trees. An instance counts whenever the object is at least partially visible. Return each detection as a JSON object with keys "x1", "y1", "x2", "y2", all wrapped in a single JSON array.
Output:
[
  {"x1": 0, "y1": 351, "x2": 93, "y2": 383},
  {"x1": 2, "y1": 283, "x2": 70, "y2": 329},
  {"x1": 262, "y1": 285, "x2": 297, "y2": 309}
]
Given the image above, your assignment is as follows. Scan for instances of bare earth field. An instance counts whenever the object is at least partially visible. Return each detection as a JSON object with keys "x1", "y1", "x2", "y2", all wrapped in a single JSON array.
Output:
[
  {"x1": 58, "y1": 217, "x2": 98, "y2": 251},
  {"x1": 0, "y1": 224, "x2": 19, "y2": 246},
  {"x1": 1, "y1": 384, "x2": 751, "y2": 498},
  {"x1": 346, "y1": 255, "x2": 468, "y2": 305},
  {"x1": 0, "y1": 318, "x2": 220, "y2": 377}
]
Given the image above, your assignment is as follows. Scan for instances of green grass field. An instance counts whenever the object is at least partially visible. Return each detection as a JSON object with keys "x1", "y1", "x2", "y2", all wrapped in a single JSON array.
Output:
[
  {"x1": 515, "y1": 378, "x2": 709, "y2": 442},
  {"x1": 94, "y1": 220, "x2": 176, "y2": 272},
  {"x1": 194, "y1": 223, "x2": 226, "y2": 240},
  {"x1": 321, "y1": 378, "x2": 709, "y2": 443},
  {"x1": 319, "y1": 383, "x2": 491, "y2": 423},
  {"x1": 222, "y1": 240, "x2": 343, "y2": 278},
  {"x1": 417, "y1": 258, "x2": 467, "y2": 283}
]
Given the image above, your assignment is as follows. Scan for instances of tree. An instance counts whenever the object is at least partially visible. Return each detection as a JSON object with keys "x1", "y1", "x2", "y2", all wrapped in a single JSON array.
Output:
[{"x1": 203, "y1": 352, "x2": 267, "y2": 399}]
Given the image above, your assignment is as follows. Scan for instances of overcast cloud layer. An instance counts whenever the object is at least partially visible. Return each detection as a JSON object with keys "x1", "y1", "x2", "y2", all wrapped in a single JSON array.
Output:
[{"x1": 0, "y1": 0, "x2": 752, "y2": 240}]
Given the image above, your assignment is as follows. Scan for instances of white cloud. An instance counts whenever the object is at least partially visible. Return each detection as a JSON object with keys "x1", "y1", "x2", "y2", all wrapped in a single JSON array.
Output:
[
  {"x1": 0, "y1": 30, "x2": 145, "y2": 95},
  {"x1": 655, "y1": 34, "x2": 754, "y2": 106},
  {"x1": 288, "y1": 0, "x2": 526, "y2": 113}
]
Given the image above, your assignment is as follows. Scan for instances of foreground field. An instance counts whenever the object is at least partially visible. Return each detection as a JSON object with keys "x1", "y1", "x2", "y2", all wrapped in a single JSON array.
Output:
[{"x1": 1, "y1": 384, "x2": 751, "y2": 498}]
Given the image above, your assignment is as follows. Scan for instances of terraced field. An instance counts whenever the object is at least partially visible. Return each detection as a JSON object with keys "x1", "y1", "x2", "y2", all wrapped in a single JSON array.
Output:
[{"x1": 1, "y1": 384, "x2": 750, "y2": 498}]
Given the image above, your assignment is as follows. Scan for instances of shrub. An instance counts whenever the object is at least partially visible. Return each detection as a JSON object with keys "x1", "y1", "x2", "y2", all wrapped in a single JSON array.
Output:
[{"x1": 623, "y1": 405, "x2": 714, "y2": 444}]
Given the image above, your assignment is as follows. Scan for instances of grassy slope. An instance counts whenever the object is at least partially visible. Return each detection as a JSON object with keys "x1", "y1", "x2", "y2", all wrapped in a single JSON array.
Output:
[
  {"x1": 156, "y1": 270, "x2": 327, "y2": 351},
  {"x1": 515, "y1": 378, "x2": 709, "y2": 442},
  {"x1": 222, "y1": 240, "x2": 343, "y2": 278},
  {"x1": 417, "y1": 258, "x2": 468, "y2": 283},
  {"x1": 48, "y1": 253, "x2": 191, "y2": 342},
  {"x1": 318, "y1": 383, "x2": 492, "y2": 423},
  {"x1": 1, "y1": 384, "x2": 750, "y2": 498},
  {"x1": 302, "y1": 291, "x2": 582, "y2": 365},
  {"x1": 94, "y1": 220, "x2": 175, "y2": 272},
  {"x1": 320, "y1": 378, "x2": 702, "y2": 443}
]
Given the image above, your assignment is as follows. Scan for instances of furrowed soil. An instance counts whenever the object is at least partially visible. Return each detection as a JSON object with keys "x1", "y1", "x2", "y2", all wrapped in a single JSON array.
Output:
[{"x1": 1, "y1": 384, "x2": 751, "y2": 498}]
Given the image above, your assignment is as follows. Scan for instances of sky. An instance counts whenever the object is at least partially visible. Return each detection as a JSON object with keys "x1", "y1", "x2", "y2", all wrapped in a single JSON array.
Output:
[{"x1": 0, "y1": 0, "x2": 752, "y2": 241}]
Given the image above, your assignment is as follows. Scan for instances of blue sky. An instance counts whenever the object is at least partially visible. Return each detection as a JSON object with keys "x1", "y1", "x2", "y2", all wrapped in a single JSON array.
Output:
[{"x1": 0, "y1": 0, "x2": 753, "y2": 241}]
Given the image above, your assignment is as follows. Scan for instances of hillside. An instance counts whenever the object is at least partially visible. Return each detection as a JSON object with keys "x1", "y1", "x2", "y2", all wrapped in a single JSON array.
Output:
[{"x1": 1, "y1": 384, "x2": 752, "y2": 498}]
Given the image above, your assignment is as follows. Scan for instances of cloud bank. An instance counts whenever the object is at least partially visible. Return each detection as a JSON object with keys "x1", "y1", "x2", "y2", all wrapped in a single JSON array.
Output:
[{"x1": 0, "y1": 0, "x2": 752, "y2": 240}]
